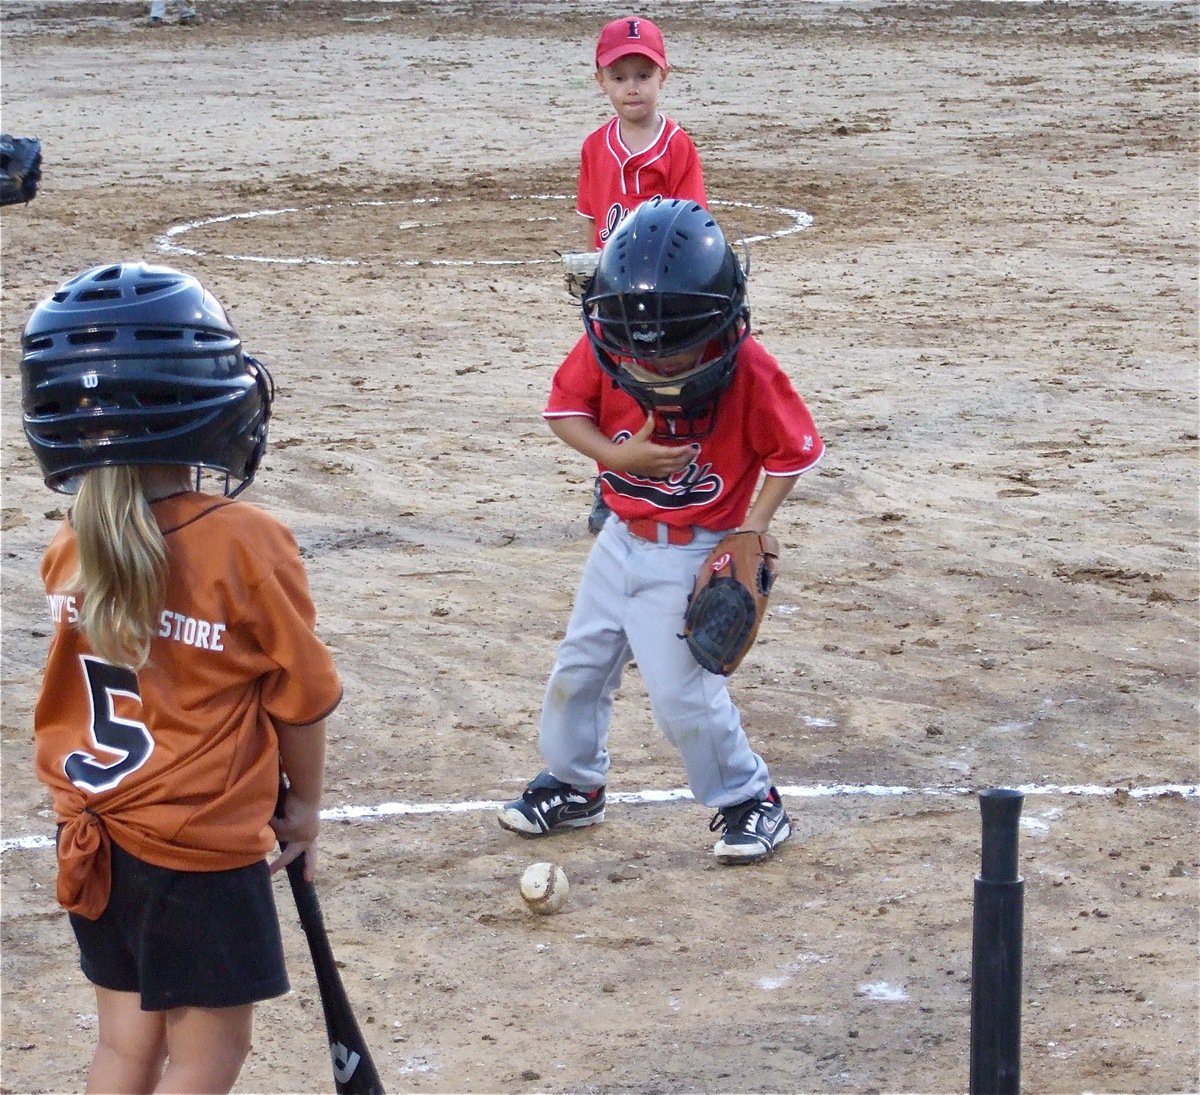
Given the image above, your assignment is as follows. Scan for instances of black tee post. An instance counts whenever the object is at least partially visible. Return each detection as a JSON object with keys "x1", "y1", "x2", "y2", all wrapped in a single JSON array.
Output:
[{"x1": 969, "y1": 787, "x2": 1025, "y2": 1095}]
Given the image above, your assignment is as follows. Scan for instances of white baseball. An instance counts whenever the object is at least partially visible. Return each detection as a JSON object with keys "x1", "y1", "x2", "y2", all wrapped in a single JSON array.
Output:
[{"x1": 519, "y1": 861, "x2": 569, "y2": 915}]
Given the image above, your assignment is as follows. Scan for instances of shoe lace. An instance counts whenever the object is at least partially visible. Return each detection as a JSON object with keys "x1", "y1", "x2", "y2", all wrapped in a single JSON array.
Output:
[
  {"x1": 525, "y1": 785, "x2": 562, "y2": 807},
  {"x1": 709, "y1": 798, "x2": 761, "y2": 835},
  {"x1": 525, "y1": 779, "x2": 592, "y2": 809}
]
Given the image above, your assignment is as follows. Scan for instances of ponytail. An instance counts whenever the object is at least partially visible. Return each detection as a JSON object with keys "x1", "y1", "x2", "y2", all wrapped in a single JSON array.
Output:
[{"x1": 70, "y1": 466, "x2": 168, "y2": 669}]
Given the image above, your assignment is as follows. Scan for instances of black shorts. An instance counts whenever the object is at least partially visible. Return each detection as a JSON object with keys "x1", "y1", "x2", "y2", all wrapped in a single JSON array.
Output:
[{"x1": 69, "y1": 838, "x2": 290, "y2": 1011}]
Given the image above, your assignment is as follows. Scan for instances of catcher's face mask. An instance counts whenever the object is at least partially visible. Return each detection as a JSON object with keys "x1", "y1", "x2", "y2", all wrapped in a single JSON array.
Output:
[
  {"x1": 599, "y1": 329, "x2": 749, "y2": 441},
  {"x1": 583, "y1": 197, "x2": 750, "y2": 441}
]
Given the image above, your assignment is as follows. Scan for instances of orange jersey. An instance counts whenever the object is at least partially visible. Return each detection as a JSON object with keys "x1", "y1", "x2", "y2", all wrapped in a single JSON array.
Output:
[{"x1": 35, "y1": 492, "x2": 342, "y2": 916}]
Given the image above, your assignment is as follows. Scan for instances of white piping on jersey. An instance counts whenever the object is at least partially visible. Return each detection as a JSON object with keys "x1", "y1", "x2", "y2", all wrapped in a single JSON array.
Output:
[
  {"x1": 602, "y1": 115, "x2": 681, "y2": 197},
  {"x1": 764, "y1": 442, "x2": 826, "y2": 478}
]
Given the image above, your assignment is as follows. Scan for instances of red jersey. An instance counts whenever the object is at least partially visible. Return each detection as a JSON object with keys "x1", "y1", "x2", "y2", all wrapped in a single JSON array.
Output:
[
  {"x1": 36, "y1": 491, "x2": 342, "y2": 918},
  {"x1": 544, "y1": 335, "x2": 824, "y2": 531},
  {"x1": 577, "y1": 114, "x2": 707, "y2": 250}
]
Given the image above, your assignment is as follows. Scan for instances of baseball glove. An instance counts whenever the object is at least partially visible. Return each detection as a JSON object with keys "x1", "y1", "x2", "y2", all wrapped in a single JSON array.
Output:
[
  {"x1": 1, "y1": 134, "x2": 42, "y2": 206},
  {"x1": 560, "y1": 250, "x2": 600, "y2": 299},
  {"x1": 683, "y1": 530, "x2": 780, "y2": 676}
]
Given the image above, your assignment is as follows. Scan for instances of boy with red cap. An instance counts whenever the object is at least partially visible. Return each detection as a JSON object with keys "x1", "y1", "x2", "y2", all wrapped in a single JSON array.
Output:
[
  {"x1": 578, "y1": 15, "x2": 710, "y2": 531},
  {"x1": 578, "y1": 15, "x2": 707, "y2": 251}
]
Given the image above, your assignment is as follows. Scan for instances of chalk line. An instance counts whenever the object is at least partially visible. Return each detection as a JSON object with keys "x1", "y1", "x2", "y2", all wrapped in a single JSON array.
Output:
[
  {"x1": 155, "y1": 194, "x2": 812, "y2": 267},
  {"x1": 1, "y1": 781, "x2": 1194, "y2": 855}
]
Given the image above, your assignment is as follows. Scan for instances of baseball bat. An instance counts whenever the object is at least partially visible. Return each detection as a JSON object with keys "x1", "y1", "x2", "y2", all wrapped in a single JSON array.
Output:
[{"x1": 277, "y1": 780, "x2": 385, "y2": 1094}]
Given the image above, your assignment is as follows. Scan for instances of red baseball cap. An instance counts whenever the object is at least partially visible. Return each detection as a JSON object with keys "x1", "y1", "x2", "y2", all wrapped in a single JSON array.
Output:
[{"x1": 595, "y1": 16, "x2": 668, "y2": 70}]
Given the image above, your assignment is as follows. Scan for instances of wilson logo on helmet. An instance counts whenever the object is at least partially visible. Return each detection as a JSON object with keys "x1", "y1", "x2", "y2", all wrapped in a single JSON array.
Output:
[{"x1": 20, "y1": 262, "x2": 274, "y2": 497}]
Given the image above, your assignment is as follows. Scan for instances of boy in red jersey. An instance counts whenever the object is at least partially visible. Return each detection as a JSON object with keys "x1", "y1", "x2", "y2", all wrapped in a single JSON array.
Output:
[
  {"x1": 500, "y1": 199, "x2": 824, "y2": 864},
  {"x1": 578, "y1": 15, "x2": 708, "y2": 251},
  {"x1": 579, "y1": 15, "x2": 709, "y2": 529}
]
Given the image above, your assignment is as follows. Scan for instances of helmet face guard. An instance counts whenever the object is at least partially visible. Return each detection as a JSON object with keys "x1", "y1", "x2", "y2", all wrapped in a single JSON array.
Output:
[
  {"x1": 21, "y1": 263, "x2": 274, "y2": 495},
  {"x1": 583, "y1": 197, "x2": 749, "y2": 441}
]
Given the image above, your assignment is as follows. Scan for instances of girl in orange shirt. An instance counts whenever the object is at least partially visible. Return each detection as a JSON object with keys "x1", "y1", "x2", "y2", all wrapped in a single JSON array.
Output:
[{"x1": 20, "y1": 262, "x2": 342, "y2": 1094}]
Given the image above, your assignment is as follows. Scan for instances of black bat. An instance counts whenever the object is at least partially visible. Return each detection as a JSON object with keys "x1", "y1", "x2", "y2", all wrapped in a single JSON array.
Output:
[{"x1": 277, "y1": 781, "x2": 385, "y2": 1094}]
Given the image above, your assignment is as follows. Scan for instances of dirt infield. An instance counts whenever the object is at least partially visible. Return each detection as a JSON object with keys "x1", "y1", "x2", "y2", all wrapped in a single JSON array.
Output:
[{"x1": 1, "y1": 2, "x2": 1197, "y2": 1092}]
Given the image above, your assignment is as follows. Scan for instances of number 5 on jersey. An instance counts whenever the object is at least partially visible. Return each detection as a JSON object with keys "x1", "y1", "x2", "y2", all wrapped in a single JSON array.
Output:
[{"x1": 64, "y1": 656, "x2": 154, "y2": 793}]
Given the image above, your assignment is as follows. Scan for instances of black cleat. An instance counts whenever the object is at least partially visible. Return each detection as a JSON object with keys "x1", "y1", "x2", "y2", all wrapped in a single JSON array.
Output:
[
  {"x1": 498, "y1": 770, "x2": 606, "y2": 836},
  {"x1": 710, "y1": 786, "x2": 791, "y2": 864}
]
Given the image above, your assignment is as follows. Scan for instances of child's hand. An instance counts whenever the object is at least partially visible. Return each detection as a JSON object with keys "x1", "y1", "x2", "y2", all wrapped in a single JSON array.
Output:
[
  {"x1": 612, "y1": 414, "x2": 699, "y2": 478},
  {"x1": 269, "y1": 793, "x2": 321, "y2": 879}
]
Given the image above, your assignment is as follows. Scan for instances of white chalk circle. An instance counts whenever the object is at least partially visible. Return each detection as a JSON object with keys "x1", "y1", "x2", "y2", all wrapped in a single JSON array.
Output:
[{"x1": 155, "y1": 194, "x2": 812, "y2": 268}]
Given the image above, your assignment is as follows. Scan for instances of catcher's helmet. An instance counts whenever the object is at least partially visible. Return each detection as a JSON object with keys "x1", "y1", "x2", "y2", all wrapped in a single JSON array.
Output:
[
  {"x1": 21, "y1": 262, "x2": 273, "y2": 495},
  {"x1": 583, "y1": 196, "x2": 749, "y2": 440}
]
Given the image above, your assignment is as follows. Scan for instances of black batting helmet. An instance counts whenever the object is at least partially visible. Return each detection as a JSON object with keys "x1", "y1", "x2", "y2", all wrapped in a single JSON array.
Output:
[
  {"x1": 20, "y1": 262, "x2": 273, "y2": 495},
  {"x1": 583, "y1": 197, "x2": 749, "y2": 440}
]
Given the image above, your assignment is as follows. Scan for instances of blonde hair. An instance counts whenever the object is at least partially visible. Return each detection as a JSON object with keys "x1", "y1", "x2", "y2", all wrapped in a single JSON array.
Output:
[{"x1": 70, "y1": 466, "x2": 169, "y2": 669}]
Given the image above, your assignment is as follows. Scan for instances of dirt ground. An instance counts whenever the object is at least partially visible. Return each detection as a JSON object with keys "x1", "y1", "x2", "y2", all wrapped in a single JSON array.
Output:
[{"x1": 1, "y1": 2, "x2": 1197, "y2": 1092}]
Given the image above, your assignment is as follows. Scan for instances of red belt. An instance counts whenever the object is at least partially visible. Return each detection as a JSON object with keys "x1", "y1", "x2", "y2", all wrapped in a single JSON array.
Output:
[{"x1": 625, "y1": 517, "x2": 695, "y2": 545}]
